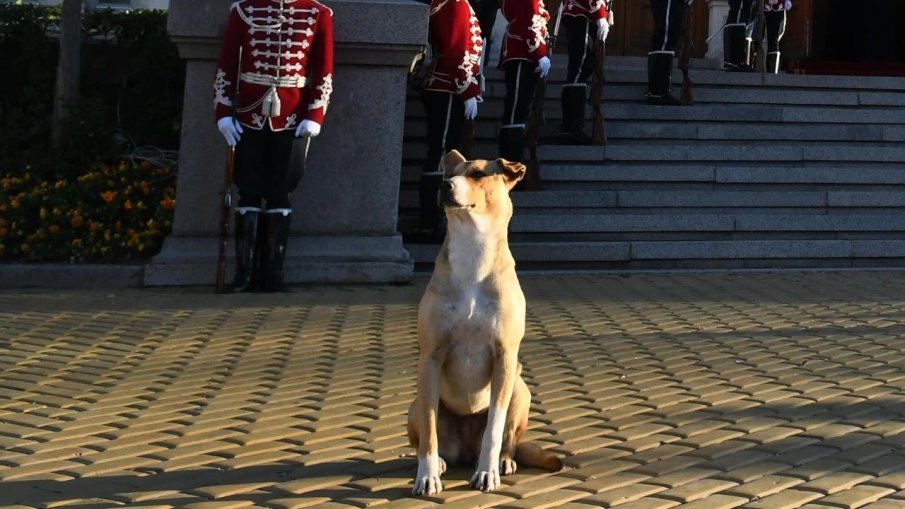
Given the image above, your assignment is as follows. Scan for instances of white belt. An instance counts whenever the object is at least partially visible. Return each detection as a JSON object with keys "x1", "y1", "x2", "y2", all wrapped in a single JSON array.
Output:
[{"x1": 240, "y1": 72, "x2": 306, "y2": 88}]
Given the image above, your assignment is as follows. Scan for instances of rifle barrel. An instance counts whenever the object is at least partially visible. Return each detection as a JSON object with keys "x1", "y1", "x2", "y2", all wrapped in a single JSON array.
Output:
[
  {"x1": 679, "y1": 5, "x2": 694, "y2": 106},
  {"x1": 591, "y1": 40, "x2": 607, "y2": 145},
  {"x1": 214, "y1": 146, "x2": 236, "y2": 293}
]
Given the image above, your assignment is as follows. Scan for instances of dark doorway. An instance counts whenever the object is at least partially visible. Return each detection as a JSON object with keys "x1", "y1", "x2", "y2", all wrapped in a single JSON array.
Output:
[
  {"x1": 799, "y1": 0, "x2": 905, "y2": 75},
  {"x1": 815, "y1": 0, "x2": 904, "y2": 62}
]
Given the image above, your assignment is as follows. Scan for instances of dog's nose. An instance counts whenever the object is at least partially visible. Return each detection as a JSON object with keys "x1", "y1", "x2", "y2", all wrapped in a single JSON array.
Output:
[{"x1": 441, "y1": 180, "x2": 453, "y2": 192}]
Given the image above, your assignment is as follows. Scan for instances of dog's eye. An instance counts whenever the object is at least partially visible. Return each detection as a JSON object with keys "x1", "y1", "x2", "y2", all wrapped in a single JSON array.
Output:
[{"x1": 468, "y1": 170, "x2": 486, "y2": 179}]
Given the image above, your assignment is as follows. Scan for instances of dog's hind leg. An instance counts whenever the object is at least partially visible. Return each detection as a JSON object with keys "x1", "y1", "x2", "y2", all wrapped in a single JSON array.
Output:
[{"x1": 500, "y1": 375, "x2": 530, "y2": 475}]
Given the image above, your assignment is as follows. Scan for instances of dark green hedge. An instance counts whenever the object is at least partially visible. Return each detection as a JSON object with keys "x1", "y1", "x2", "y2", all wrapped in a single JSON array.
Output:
[{"x1": 0, "y1": 4, "x2": 185, "y2": 179}]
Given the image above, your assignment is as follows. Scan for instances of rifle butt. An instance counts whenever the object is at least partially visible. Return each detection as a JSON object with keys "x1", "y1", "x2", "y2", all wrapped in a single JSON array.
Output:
[
  {"x1": 524, "y1": 157, "x2": 542, "y2": 191},
  {"x1": 592, "y1": 114, "x2": 606, "y2": 145},
  {"x1": 680, "y1": 75, "x2": 693, "y2": 106}
]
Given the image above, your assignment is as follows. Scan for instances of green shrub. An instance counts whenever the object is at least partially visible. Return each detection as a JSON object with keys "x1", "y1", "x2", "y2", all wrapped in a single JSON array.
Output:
[{"x1": 0, "y1": 4, "x2": 184, "y2": 179}]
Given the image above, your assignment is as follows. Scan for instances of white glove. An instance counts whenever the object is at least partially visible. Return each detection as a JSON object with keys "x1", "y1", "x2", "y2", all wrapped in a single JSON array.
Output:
[
  {"x1": 536, "y1": 56, "x2": 551, "y2": 78},
  {"x1": 596, "y1": 18, "x2": 609, "y2": 42},
  {"x1": 784, "y1": 0, "x2": 792, "y2": 9},
  {"x1": 463, "y1": 97, "x2": 478, "y2": 120},
  {"x1": 217, "y1": 116, "x2": 243, "y2": 147},
  {"x1": 295, "y1": 119, "x2": 321, "y2": 138}
]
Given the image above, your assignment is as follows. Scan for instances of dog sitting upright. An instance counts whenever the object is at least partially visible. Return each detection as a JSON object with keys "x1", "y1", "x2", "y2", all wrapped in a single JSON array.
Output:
[{"x1": 407, "y1": 149, "x2": 563, "y2": 496}]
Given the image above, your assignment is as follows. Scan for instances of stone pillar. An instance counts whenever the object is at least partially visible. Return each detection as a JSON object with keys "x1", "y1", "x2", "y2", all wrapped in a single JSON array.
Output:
[
  {"x1": 145, "y1": 0, "x2": 424, "y2": 285},
  {"x1": 706, "y1": 0, "x2": 729, "y2": 62}
]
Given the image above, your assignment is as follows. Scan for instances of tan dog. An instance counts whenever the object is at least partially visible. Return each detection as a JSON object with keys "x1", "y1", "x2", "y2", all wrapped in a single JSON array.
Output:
[{"x1": 407, "y1": 150, "x2": 563, "y2": 496}]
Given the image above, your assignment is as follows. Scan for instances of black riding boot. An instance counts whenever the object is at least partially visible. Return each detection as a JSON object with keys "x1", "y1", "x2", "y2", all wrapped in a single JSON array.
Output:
[
  {"x1": 766, "y1": 51, "x2": 780, "y2": 74},
  {"x1": 230, "y1": 208, "x2": 260, "y2": 293},
  {"x1": 499, "y1": 125, "x2": 526, "y2": 163},
  {"x1": 645, "y1": 53, "x2": 680, "y2": 106},
  {"x1": 260, "y1": 210, "x2": 292, "y2": 292},
  {"x1": 559, "y1": 84, "x2": 591, "y2": 144},
  {"x1": 723, "y1": 24, "x2": 753, "y2": 72},
  {"x1": 418, "y1": 173, "x2": 445, "y2": 242}
]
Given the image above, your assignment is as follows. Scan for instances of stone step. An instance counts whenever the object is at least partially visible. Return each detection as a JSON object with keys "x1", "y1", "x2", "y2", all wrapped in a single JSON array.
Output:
[
  {"x1": 509, "y1": 213, "x2": 905, "y2": 233},
  {"x1": 535, "y1": 165, "x2": 905, "y2": 184},
  {"x1": 508, "y1": 190, "x2": 905, "y2": 208},
  {"x1": 405, "y1": 99, "x2": 905, "y2": 125},
  {"x1": 538, "y1": 143, "x2": 905, "y2": 163},
  {"x1": 401, "y1": 164, "x2": 905, "y2": 185},
  {"x1": 402, "y1": 142, "x2": 905, "y2": 163},
  {"x1": 404, "y1": 239, "x2": 905, "y2": 265},
  {"x1": 487, "y1": 59, "x2": 905, "y2": 91},
  {"x1": 403, "y1": 118, "x2": 905, "y2": 143},
  {"x1": 475, "y1": 81, "x2": 905, "y2": 108}
]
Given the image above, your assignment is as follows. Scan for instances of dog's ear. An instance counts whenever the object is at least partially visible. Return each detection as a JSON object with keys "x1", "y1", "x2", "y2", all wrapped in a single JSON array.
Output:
[
  {"x1": 496, "y1": 158, "x2": 526, "y2": 184},
  {"x1": 441, "y1": 150, "x2": 467, "y2": 174}
]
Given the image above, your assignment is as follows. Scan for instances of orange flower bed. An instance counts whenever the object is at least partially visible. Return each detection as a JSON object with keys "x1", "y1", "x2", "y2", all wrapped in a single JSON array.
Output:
[{"x1": 0, "y1": 161, "x2": 175, "y2": 262}]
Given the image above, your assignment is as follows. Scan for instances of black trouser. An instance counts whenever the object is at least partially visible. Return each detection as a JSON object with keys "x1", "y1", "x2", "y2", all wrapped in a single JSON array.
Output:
[
  {"x1": 564, "y1": 15, "x2": 597, "y2": 84},
  {"x1": 765, "y1": 10, "x2": 786, "y2": 53},
  {"x1": 650, "y1": 0, "x2": 686, "y2": 54},
  {"x1": 502, "y1": 60, "x2": 540, "y2": 126},
  {"x1": 468, "y1": 0, "x2": 499, "y2": 44},
  {"x1": 728, "y1": 0, "x2": 757, "y2": 30},
  {"x1": 235, "y1": 125, "x2": 308, "y2": 209},
  {"x1": 421, "y1": 90, "x2": 465, "y2": 175}
]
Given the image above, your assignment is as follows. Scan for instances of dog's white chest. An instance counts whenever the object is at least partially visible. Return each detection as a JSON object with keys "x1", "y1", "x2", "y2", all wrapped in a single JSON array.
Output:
[{"x1": 441, "y1": 289, "x2": 497, "y2": 412}]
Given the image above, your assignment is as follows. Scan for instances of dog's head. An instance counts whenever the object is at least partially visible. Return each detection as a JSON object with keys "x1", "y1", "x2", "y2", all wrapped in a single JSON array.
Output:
[{"x1": 437, "y1": 150, "x2": 525, "y2": 221}]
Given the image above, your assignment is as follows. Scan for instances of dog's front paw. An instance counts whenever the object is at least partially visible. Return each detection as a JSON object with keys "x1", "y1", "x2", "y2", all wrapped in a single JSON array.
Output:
[
  {"x1": 470, "y1": 468, "x2": 501, "y2": 492},
  {"x1": 413, "y1": 474, "x2": 443, "y2": 496},
  {"x1": 413, "y1": 455, "x2": 444, "y2": 496}
]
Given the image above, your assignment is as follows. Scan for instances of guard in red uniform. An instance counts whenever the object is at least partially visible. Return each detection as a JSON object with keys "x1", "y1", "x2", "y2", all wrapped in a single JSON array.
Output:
[
  {"x1": 499, "y1": 0, "x2": 551, "y2": 162},
  {"x1": 560, "y1": 0, "x2": 610, "y2": 143},
  {"x1": 214, "y1": 0, "x2": 334, "y2": 293},
  {"x1": 419, "y1": 0, "x2": 483, "y2": 239},
  {"x1": 763, "y1": 0, "x2": 791, "y2": 73},
  {"x1": 646, "y1": 0, "x2": 692, "y2": 105}
]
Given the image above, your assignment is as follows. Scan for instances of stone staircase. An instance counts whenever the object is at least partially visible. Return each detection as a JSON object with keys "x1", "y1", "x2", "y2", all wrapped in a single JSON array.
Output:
[{"x1": 400, "y1": 56, "x2": 905, "y2": 270}]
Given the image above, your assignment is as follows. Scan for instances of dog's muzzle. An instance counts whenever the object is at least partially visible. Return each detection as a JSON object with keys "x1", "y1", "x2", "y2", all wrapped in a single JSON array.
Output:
[{"x1": 437, "y1": 179, "x2": 458, "y2": 208}]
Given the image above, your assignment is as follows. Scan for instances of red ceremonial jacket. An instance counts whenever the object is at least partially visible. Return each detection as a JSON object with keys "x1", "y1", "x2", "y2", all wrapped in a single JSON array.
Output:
[
  {"x1": 425, "y1": 0, "x2": 483, "y2": 100},
  {"x1": 499, "y1": 0, "x2": 550, "y2": 66},
  {"x1": 214, "y1": 0, "x2": 334, "y2": 132},
  {"x1": 563, "y1": 0, "x2": 609, "y2": 23}
]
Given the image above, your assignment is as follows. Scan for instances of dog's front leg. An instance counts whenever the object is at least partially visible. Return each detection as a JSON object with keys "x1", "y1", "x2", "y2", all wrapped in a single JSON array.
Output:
[
  {"x1": 470, "y1": 349, "x2": 518, "y2": 492},
  {"x1": 413, "y1": 352, "x2": 444, "y2": 496}
]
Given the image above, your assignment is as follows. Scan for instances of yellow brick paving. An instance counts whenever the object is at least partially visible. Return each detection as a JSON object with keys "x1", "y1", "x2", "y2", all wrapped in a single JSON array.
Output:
[{"x1": 3, "y1": 271, "x2": 905, "y2": 508}]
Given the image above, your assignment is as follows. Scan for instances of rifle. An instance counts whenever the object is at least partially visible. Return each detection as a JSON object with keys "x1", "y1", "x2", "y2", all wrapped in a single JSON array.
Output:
[
  {"x1": 591, "y1": 6, "x2": 613, "y2": 145},
  {"x1": 215, "y1": 146, "x2": 236, "y2": 293},
  {"x1": 215, "y1": 47, "x2": 242, "y2": 294},
  {"x1": 755, "y1": 0, "x2": 767, "y2": 73},
  {"x1": 525, "y1": 0, "x2": 564, "y2": 190},
  {"x1": 524, "y1": 74, "x2": 545, "y2": 190},
  {"x1": 678, "y1": 2, "x2": 694, "y2": 106}
]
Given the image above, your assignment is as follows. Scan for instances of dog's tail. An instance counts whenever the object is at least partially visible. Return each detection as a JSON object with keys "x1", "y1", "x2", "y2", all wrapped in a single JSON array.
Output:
[{"x1": 516, "y1": 442, "x2": 563, "y2": 471}]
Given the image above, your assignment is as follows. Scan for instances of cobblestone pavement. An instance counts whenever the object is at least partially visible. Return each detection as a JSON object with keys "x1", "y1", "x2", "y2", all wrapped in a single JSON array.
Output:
[{"x1": 4, "y1": 271, "x2": 905, "y2": 508}]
